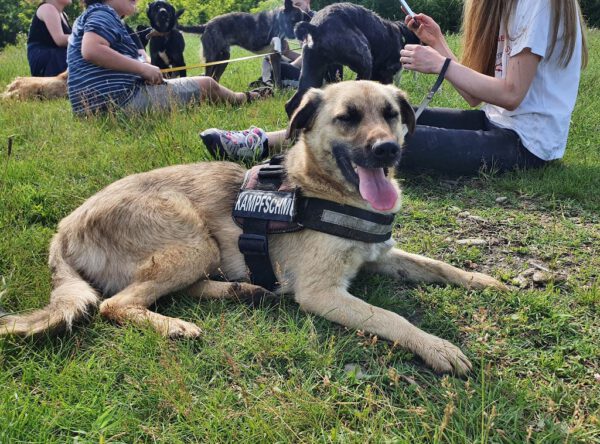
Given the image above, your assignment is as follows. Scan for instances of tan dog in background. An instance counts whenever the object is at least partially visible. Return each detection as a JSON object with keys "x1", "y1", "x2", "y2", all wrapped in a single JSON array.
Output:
[
  {"x1": 0, "y1": 81, "x2": 505, "y2": 374},
  {"x1": 1, "y1": 70, "x2": 68, "y2": 100}
]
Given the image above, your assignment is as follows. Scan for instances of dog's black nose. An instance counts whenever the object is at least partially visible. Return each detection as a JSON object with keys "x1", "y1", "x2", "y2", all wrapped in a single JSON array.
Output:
[{"x1": 371, "y1": 140, "x2": 400, "y2": 162}]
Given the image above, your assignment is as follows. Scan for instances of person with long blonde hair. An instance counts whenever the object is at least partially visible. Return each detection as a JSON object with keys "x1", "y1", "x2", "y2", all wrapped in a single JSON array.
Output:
[
  {"x1": 398, "y1": 0, "x2": 588, "y2": 173},
  {"x1": 201, "y1": 0, "x2": 588, "y2": 175}
]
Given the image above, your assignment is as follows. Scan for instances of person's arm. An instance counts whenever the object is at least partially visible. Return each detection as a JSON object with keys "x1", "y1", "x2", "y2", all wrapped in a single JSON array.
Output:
[
  {"x1": 280, "y1": 39, "x2": 301, "y2": 61},
  {"x1": 400, "y1": 43, "x2": 540, "y2": 110},
  {"x1": 37, "y1": 3, "x2": 70, "y2": 47},
  {"x1": 81, "y1": 31, "x2": 163, "y2": 84},
  {"x1": 404, "y1": 13, "x2": 481, "y2": 105}
]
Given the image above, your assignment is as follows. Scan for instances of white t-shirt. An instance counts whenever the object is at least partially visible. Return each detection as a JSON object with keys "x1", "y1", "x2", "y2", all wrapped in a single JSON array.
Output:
[{"x1": 483, "y1": 0, "x2": 582, "y2": 161}]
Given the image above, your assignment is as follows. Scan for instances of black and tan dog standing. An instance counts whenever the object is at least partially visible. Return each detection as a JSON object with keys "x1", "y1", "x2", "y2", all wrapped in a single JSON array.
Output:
[
  {"x1": 0, "y1": 81, "x2": 505, "y2": 374},
  {"x1": 144, "y1": 0, "x2": 187, "y2": 78},
  {"x1": 180, "y1": 0, "x2": 310, "y2": 82}
]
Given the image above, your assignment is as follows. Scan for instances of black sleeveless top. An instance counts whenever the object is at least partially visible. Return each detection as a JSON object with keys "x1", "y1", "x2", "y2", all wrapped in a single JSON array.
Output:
[{"x1": 27, "y1": 6, "x2": 72, "y2": 47}]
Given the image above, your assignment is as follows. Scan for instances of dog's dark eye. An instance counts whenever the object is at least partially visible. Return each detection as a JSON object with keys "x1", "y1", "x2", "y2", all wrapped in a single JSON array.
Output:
[
  {"x1": 383, "y1": 105, "x2": 399, "y2": 121},
  {"x1": 335, "y1": 108, "x2": 362, "y2": 125}
]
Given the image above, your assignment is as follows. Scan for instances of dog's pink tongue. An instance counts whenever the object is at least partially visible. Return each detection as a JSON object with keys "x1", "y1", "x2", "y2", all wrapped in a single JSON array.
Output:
[{"x1": 356, "y1": 166, "x2": 397, "y2": 211}]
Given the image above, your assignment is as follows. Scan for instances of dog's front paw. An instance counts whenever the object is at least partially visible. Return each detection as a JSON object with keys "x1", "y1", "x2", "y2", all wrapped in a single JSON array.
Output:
[
  {"x1": 163, "y1": 318, "x2": 202, "y2": 339},
  {"x1": 418, "y1": 334, "x2": 472, "y2": 375},
  {"x1": 466, "y1": 272, "x2": 508, "y2": 291}
]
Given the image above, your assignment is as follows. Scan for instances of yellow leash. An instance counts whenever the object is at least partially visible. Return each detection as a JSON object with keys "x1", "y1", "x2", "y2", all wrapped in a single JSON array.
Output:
[{"x1": 159, "y1": 46, "x2": 302, "y2": 74}]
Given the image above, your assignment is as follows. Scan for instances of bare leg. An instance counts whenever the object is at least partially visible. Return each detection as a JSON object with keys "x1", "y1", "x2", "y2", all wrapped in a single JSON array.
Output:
[
  {"x1": 263, "y1": 129, "x2": 291, "y2": 154},
  {"x1": 194, "y1": 76, "x2": 248, "y2": 105}
]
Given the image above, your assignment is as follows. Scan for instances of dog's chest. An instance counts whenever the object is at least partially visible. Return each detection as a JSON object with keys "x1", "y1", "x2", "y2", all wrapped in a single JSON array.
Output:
[
  {"x1": 268, "y1": 233, "x2": 394, "y2": 294},
  {"x1": 158, "y1": 51, "x2": 170, "y2": 65},
  {"x1": 361, "y1": 238, "x2": 395, "y2": 262}
]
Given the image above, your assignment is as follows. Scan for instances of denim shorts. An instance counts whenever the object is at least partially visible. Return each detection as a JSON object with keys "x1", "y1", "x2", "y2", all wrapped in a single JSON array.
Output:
[{"x1": 124, "y1": 77, "x2": 202, "y2": 113}]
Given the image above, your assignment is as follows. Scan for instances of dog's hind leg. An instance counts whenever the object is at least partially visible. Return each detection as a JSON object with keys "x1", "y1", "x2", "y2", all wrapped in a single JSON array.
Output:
[
  {"x1": 207, "y1": 50, "x2": 229, "y2": 82},
  {"x1": 98, "y1": 204, "x2": 222, "y2": 338},
  {"x1": 98, "y1": 241, "x2": 216, "y2": 338},
  {"x1": 364, "y1": 248, "x2": 507, "y2": 291}
]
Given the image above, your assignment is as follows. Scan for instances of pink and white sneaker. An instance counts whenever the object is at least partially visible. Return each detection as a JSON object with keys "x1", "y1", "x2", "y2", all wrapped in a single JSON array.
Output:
[{"x1": 200, "y1": 126, "x2": 269, "y2": 161}]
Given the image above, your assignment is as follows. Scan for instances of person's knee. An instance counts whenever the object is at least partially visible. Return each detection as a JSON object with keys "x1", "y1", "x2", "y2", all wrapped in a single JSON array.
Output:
[{"x1": 196, "y1": 76, "x2": 219, "y2": 91}]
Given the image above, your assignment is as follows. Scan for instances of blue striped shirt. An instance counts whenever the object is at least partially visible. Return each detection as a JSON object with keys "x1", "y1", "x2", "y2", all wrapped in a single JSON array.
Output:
[{"x1": 67, "y1": 4, "x2": 141, "y2": 114}]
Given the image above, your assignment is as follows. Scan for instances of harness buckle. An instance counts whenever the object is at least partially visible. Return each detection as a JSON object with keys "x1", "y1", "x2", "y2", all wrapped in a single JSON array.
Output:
[{"x1": 238, "y1": 233, "x2": 269, "y2": 256}]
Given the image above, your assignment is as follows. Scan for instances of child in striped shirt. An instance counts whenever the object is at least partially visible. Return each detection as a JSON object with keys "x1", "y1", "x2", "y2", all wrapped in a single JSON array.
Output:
[{"x1": 67, "y1": 0, "x2": 271, "y2": 115}]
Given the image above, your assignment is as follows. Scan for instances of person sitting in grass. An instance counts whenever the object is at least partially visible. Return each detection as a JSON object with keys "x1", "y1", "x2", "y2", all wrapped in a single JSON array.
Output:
[
  {"x1": 201, "y1": 0, "x2": 588, "y2": 175},
  {"x1": 27, "y1": 0, "x2": 73, "y2": 77},
  {"x1": 67, "y1": 0, "x2": 272, "y2": 115}
]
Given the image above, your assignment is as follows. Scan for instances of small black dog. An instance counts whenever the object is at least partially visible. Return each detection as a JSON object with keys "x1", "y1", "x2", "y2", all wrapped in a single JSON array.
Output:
[
  {"x1": 285, "y1": 3, "x2": 419, "y2": 116},
  {"x1": 179, "y1": 0, "x2": 310, "y2": 82},
  {"x1": 145, "y1": 0, "x2": 186, "y2": 78}
]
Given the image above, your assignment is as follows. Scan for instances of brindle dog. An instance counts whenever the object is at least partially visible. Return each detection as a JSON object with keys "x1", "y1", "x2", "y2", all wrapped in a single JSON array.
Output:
[{"x1": 179, "y1": 0, "x2": 310, "y2": 82}]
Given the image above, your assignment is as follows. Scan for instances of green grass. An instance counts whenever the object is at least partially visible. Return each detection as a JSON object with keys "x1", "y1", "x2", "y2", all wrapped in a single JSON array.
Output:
[{"x1": 0, "y1": 32, "x2": 599, "y2": 443}]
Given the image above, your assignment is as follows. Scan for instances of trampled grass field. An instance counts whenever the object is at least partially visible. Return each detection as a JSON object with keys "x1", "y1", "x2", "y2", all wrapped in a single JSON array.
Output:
[{"x1": 0, "y1": 31, "x2": 599, "y2": 442}]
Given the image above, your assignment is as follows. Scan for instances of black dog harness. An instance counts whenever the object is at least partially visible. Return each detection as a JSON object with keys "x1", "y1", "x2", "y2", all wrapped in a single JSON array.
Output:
[{"x1": 232, "y1": 156, "x2": 396, "y2": 291}]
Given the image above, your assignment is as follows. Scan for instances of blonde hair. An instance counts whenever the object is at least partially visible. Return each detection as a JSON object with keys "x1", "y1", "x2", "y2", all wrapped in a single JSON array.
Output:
[{"x1": 461, "y1": 0, "x2": 588, "y2": 76}]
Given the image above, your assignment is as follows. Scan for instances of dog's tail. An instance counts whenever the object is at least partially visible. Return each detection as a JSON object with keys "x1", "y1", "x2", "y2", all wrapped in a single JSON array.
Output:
[
  {"x1": 0, "y1": 233, "x2": 100, "y2": 337},
  {"x1": 294, "y1": 22, "x2": 318, "y2": 42},
  {"x1": 178, "y1": 24, "x2": 206, "y2": 34}
]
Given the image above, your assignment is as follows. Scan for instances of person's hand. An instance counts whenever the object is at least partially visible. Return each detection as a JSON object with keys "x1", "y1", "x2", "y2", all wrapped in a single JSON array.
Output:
[
  {"x1": 138, "y1": 49, "x2": 151, "y2": 64},
  {"x1": 405, "y1": 13, "x2": 443, "y2": 48},
  {"x1": 400, "y1": 44, "x2": 447, "y2": 74},
  {"x1": 139, "y1": 63, "x2": 163, "y2": 85}
]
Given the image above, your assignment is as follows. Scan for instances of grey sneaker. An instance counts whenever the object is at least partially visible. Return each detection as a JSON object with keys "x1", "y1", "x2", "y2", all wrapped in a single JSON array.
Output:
[{"x1": 200, "y1": 126, "x2": 268, "y2": 161}]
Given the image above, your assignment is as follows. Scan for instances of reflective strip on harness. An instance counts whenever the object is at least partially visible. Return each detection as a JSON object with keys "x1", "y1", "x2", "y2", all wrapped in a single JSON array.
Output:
[
  {"x1": 321, "y1": 209, "x2": 393, "y2": 236},
  {"x1": 297, "y1": 197, "x2": 395, "y2": 244}
]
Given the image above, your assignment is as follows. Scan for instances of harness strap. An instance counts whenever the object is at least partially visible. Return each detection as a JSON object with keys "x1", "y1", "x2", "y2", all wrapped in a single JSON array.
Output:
[
  {"x1": 297, "y1": 197, "x2": 395, "y2": 243},
  {"x1": 404, "y1": 57, "x2": 452, "y2": 135},
  {"x1": 235, "y1": 157, "x2": 397, "y2": 291},
  {"x1": 237, "y1": 158, "x2": 286, "y2": 291},
  {"x1": 238, "y1": 219, "x2": 279, "y2": 291}
]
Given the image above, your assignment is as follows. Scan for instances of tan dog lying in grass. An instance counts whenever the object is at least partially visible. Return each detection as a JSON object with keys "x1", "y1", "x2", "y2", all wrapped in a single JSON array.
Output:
[
  {"x1": 0, "y1": 81, "x2": 505, "y2": 374},
  {"x1": 1, "y1": 70, "x2": 67, "y2": 100}
]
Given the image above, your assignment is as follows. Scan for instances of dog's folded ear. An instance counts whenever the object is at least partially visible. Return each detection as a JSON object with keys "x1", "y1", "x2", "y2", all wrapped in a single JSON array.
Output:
[
  {"x1": 395, "y1": 89, "x2": 416, "y2": 135},
  {"x1": 176, "y1": 9, "x2": 185, "y2": 20},
  {"x1": 284, "y1": 0, "x2": 294, "y2": 11},
  {"x1": 286, "y1": 88, "x2": 323, "y2": 140}
]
